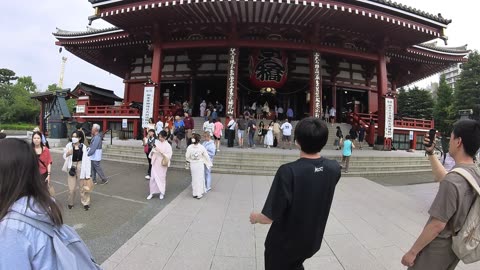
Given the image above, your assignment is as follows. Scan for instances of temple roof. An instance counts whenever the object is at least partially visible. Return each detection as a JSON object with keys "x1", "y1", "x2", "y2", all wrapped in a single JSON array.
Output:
[
  {"x1": 72, "y1": 82, "x2": 123, "y2": 101},
  {"x1": 362, "y1": 0, "x2": 451, "y2": 24},
  {"x1": 54, "y1": 27, "x2": 122, "y2": 37},
  {"x1": 416, "y1": 41, "x2": 469, "y2": 54}
]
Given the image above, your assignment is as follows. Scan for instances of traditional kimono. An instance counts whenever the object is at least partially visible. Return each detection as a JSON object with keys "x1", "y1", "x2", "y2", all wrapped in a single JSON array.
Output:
[
  {"x1": 185, "y1": 144, "x2": 213, "y2": 198},
  {"x1": 200, "y1": 100, "x2": 206, "y2": 117},
  {"x1": 202, "y1": 140, "x2": 216, "y2": 191},
  {"x1": 264, "y1": 126, "x2": 274, "y2": 147},
  {"x1": 148, "y1": 140, "x2": 173, "y2": 196}
]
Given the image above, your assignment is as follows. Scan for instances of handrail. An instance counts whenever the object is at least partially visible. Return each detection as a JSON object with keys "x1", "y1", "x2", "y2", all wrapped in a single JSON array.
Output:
[{"x1": 75, "y1": 105, "x2": 138, "y2": 116}]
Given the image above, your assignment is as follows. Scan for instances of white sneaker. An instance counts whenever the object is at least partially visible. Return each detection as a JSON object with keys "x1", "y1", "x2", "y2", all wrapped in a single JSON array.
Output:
[
  {"x1": 145, "y1": 175, "x2": 150, "y2": 180},
  {"x1": 196, "y1": 195, "x2": 203, "y2": 199},
  {"x1": 146, "y1": 194, "x2": 153, "y2": 200},
  {"x1": 159, "y1": 194, "x2": 164, "y2": 200}
]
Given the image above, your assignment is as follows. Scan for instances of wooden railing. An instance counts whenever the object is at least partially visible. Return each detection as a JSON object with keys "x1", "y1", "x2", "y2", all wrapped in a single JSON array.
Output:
[
  {"x1": 75, "y1": 105, "x2": 138, "y2": 116},
  {"x1": 394, "y1": 117, "x2": 434, "y2": 129}
]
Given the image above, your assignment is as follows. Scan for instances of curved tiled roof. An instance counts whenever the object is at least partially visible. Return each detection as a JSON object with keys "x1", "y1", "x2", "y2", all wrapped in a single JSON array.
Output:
[
  {"x1": 416, "y1": 41, "x2": 469, "y2": 54},
  {"x1": 54, "y1": 26, "x2": 122, "y2": 37},
  {"x1": 354, "y1": 0, "x2": 451, "y2": 24}
]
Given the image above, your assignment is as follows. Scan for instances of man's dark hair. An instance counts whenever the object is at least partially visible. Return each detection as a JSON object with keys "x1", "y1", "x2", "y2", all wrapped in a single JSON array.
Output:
[
  {"x1": 345, "y1": 135, "x2": 351, "y2": 140},
  {"x1": 452, "y1": 119, "x2": 480, "y2": 157},
  {"x1": 294, "y1": 117, "x2": 328, "y2": 154},
  {"x1": 159, "y1": 130, "x2": 168, "y2": 138}
]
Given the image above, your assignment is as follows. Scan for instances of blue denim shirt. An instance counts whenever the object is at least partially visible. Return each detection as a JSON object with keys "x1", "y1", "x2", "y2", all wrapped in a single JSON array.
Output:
[{"x1": 0, "y1": 197, "x2": 57, "y2": 270}]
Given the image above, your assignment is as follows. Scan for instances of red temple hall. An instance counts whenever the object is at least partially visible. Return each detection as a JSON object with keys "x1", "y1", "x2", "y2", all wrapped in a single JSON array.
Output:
[{"x1": 54, "y1": 0, "x2": 469, "y2": 148}]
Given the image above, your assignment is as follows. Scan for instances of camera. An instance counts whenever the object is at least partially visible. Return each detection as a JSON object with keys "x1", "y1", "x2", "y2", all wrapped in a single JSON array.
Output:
[{"x1": 424, "y1": 129, "x2": 436, "y2": 147}]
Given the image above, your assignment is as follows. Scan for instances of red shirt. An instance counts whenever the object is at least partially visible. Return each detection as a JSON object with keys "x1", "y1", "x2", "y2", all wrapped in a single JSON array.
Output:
[
  {"x1": 184, "y1": 117, "x2": 194, "y2": 130},
  {"x1": 37, "y1": 147, "x2": 52, "y2": 175}
]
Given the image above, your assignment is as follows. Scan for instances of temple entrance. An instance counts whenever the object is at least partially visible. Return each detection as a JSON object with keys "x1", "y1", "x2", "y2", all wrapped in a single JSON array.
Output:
[
  {"x1": 194, "y1": 78, "x2": 226, "y2": 117},
  {"x1": 336, "y1": 88, "x2": 369, "y2": 123}
]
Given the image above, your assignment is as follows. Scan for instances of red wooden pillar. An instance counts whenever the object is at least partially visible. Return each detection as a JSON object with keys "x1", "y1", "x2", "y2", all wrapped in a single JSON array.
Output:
[
  {"x1": 376, "y1": 53, "x2": 388, "y2": 145},
  {"x1": 310, "y1": 51, "x2": 322, "y2": 118},
  {"x1": 133, "y1": 119, "x2": 139, "y2": 139},
  {"x1": 151, "y1": 26, "x2": 163, "y2": 122},
  {"x1": 225, "y1": 48, "x2": 239, "y2": 117},
  {"x1": 39, "y1": 102, "x2": 44, "y2": 132},
  {"x1": 102, "y1": 119, "x2": 107, "y2": 133},
  {"x1": 331, "y1": 84, "x2": 337, "y2": 111}
]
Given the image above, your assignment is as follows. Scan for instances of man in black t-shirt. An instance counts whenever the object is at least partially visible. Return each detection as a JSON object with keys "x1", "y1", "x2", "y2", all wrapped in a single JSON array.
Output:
[
  {"x1": 250, "y1": 117, "x2": 341, "y2": 270},
  {"x1": 246, "y1": 116, "x2": 257, "y2": 149}
]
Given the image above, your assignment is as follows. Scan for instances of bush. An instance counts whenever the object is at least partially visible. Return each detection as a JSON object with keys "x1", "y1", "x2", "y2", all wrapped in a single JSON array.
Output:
[{"x1": 0, "y1": 122, "x2": 37, "y2": 131}]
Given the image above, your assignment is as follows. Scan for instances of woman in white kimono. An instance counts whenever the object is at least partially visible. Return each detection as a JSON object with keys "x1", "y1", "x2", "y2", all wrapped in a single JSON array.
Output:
[
  {"x1": 264, "y1": 121, "x2": 274, "y2": 148},
  {"x1": 147, "y1": 130, "x2": 173, "y2": 200},
  {"x1": 62, "y1": 131, "x2": 92, "y2": 210},
  {"x1": 185, "y1": 133, "x2": 212, "y2": 199},
  {"x1": 200, "y1": 100, "x2": 206, "y2": 117}
]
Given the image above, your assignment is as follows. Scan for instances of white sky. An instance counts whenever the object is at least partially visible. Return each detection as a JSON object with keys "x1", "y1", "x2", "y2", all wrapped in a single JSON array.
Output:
[{"x1": 1, "y1": 0, "x2": 478, "y2": 97}]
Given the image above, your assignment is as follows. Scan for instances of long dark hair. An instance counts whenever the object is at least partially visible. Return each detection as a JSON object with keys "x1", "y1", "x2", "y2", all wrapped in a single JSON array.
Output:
[
  {"x1": 0, "y1": 138, "x2": 63, "y2": 225},
  {"x1": 31, "y1": 131, "x2": 45, "y2": 149}
]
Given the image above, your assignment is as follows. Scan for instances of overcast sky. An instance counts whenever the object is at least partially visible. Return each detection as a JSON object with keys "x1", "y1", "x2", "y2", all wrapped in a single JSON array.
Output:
[{"x1": 1, "y1": 0, "x2": 478, "y2": 98}]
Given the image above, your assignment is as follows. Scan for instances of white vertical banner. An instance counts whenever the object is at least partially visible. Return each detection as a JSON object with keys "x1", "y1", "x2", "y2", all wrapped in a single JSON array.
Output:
[
  {"x1": 142, "y1": 86, "x2": 155, "y2": 128},
  {"x1": 122, "y1": 119, "x2": 128, "y2": 129},
  {"x1": 384, "y1": 98, "x2": 394, "y2": 139}
]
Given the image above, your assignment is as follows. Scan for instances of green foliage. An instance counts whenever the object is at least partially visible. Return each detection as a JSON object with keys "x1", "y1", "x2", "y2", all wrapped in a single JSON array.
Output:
[
  {"x1": 0, "y1": 68, "x2": 18, "y2": 84},
  {"x1": 397, "y1": 86, "x2": 434, "y2": 119},
  {"x1": 47, "y1": 83, "x2": 61, "y2": 92},
  {"x1": 454, "y1": 51, "x2": 480, "y2": 120},
  {"x1": 433, "y1": 75, "x2": 455, "y2": 135},
  {"x1": 0, "y1": 123, "x2": 36, "y2": 131},
  {"x1": 0, "y1": 69, "x2": 40, "y2": 124},
  {"x1": 46, "y1": 83, "x2": 76, "y2": 114}
]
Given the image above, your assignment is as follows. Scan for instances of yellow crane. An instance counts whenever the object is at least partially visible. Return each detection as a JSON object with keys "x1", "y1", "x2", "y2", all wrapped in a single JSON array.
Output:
[{"x1": 58, "y1": 56, "x2": 67, "y2": 88}]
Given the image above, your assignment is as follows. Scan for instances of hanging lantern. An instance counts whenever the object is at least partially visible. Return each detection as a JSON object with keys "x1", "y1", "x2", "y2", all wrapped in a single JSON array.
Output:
[{"x1": 249, "y1": 49, "x2": 288, "y2": 89}]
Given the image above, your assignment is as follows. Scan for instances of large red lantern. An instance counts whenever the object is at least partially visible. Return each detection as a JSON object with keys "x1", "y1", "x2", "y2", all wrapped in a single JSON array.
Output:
[{"x1": 249, "y1": 49, "x2": 288, "y2": 89}]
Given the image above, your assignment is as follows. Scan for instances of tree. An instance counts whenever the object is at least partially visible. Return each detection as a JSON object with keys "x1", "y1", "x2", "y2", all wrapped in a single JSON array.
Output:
[
  {"x1": 0, "y1": 68, "x2": 18, "y2": 84},
  {"x1": 454, "y1": 51, "x2": 480, "y2": 120},
  {"x1": 433, "y1": 75, "x2": 455, "y2": 136},
  {"x1": 46, "y1": 83, "x2": 76, "y2": 114},
  {"x1": 47, "y1": 83, "x2": 61, "y2": 92},
  {"x1": 397, "y1": 86, "x2": 434, "y2": 119}
]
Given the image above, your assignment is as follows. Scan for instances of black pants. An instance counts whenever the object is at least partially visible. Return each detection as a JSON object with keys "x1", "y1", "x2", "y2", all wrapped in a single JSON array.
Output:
[
  {"x1": 265, "y1": 247, "x2": 306, "y2": 270},
  {"x1": 146, "y1": 152, "x2": 152, "y2": 175},
  {"x1": 226, "y1": 129, "x2": 235, "y2": 147}
]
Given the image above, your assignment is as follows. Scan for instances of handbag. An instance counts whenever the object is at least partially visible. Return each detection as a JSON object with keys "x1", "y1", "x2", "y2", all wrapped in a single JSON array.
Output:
[
  {"x1": 69, "y1": 166, "x2": 77, "y2": 176},
  {"x1": 161, "y1": 154, "x2": 169, "y2": 166},
  {"x1": 82, "y1": 178, "x2": 95, "y2": 193},
  {"x1": 144, "y1": 144, "x2": 149, "y2": 154}
]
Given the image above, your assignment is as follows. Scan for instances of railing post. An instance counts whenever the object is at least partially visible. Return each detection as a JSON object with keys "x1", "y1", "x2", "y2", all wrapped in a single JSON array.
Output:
[{"x1": 110, "y1": 129, "x2": 113, "y2": 145}]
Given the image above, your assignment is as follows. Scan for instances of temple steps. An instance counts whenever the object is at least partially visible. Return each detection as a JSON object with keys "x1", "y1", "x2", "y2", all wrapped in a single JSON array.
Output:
[{"x1": 102, "y1": 144, "x2": 431, "y2": 177}]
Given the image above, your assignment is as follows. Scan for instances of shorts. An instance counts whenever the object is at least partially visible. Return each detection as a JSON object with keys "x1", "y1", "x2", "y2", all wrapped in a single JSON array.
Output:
[
  {"x1": 213, "y1": 135, "x2": 221, "y2": 140},
  {"x1": 238, "y1": 130, "x2": 245, "y2": 139},
  {"x1": 282, "y1": 135, "x2": 291, "y2": 142}
]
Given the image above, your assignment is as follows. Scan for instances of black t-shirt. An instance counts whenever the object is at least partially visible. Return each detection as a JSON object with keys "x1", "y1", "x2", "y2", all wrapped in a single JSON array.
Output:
[
  {"x1": 261, "y1": 157, "x2": 341, "y2": 258},
  {"x1": 247, "y1": 119, "x2": 257, "y2": 132},
  {"x1": 237, "y1": 119, "x2": 247, "y2": 130}
]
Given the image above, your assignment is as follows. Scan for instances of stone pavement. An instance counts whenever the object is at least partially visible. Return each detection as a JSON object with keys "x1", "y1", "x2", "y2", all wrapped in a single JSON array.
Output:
[{"x1": 101, "y1": 173, "x2": 479, "y2": 270}]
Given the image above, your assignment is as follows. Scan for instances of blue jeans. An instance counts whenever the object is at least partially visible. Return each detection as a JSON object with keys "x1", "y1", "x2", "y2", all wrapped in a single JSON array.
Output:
[
  {"x1": 248, "y1": 132, "x2": 255, "y2": 147},
  {"x1": 204, "y1": 165, "x2": 212, "y2": 191}
]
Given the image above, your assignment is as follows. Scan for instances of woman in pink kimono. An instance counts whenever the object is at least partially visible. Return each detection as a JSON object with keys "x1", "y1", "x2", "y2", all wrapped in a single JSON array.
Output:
[
  {"x1": 147, "y1": 130, "x2": 173, "y2": 200},
  {"x1": 185, "y1": 133, "x2": 212, "y2": 199}
]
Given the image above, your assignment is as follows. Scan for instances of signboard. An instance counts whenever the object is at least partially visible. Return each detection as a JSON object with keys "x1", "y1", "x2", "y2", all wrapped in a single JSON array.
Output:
[
  {"x1": 384, "y1": 98, "x2": 394, "y2": 139},
  {"x1": 409, "y1": 130, "x2": 414, "y2": 141},
  {"x1": 249, "y1": 49, "x2": 288, "y2": 89},
  {"x1": 142, "y1": 86, "x2": 155, "y2": 128},
  {"x1": 76, "y1": 105, "x2": 85, "y2": 113},
  {"x1": 226, "y1": 48, "x2": 238, "y2": 116},
  {"x1": 122, "y1": 119, "x2": 128, "y2": 129},
  {"x1": 312, "y1": 52, "x2": 321, "y2": 118}
]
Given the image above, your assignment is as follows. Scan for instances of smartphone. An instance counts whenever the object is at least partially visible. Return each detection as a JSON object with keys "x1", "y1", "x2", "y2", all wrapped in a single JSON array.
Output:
[{"x1": 424, "y1": 129, "x2": 436, "y2": 147}]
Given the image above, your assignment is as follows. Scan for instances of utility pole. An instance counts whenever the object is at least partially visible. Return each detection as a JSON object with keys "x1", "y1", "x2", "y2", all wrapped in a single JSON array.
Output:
[{"x1": 58, "y1": 56, "x2": 67, "y2": 88}]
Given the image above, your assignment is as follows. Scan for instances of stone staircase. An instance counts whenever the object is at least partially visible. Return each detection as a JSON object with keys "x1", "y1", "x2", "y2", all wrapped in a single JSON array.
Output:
[{"x1": 102, "y1": 144, "x2": 431, "y2": 178}]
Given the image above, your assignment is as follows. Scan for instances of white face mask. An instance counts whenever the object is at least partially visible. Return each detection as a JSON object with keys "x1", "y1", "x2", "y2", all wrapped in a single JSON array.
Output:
[
  {"x1": 72, "y1": 138, "x2": 79, "y2": 144},
  {"x1": 191, "y1": 138, "x2": 196, "y2": 143}
]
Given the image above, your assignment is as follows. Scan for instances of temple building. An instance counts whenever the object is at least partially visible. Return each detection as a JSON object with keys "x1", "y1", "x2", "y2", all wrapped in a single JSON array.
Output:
[{"x1": 53, "y1": 0, "x2": 469, "y2": 148}]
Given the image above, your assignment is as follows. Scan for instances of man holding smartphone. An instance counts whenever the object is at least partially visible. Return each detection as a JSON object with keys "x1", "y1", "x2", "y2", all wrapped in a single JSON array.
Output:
[{"x1": 402, "y1": 120, "x2": 480, "y2": 269}]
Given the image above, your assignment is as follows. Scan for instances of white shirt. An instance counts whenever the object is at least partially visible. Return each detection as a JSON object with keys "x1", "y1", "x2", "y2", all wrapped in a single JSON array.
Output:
[
  {"x1": 156, "y1": 121, "x2": 164, "y2": 134},
  {"x1": 227, "y1": 119, "x2": 236, "y2": 130},
  {"x1": 280, "y1": 122, "x2": 293, "y2": 136},
  {"x1": 277, "y1": 107, "x2": 284, "y2": 113},
  {"x1": 203, "y1": 121, "x2": 215, "y2": 134},
  {"x1": 329, "y1": 108, "x2": 336, "y2": 117}
]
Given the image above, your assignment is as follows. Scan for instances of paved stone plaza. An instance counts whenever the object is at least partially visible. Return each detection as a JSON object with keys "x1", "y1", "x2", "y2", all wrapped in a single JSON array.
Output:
[{"x1": 100, "y1": 173, "x2": 479, "y2": 270}]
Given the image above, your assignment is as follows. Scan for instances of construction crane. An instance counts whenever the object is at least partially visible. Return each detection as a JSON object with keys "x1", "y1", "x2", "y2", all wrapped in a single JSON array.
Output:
[{"x1": 58, "y1": 56, "x2": 67, "y2": 88}]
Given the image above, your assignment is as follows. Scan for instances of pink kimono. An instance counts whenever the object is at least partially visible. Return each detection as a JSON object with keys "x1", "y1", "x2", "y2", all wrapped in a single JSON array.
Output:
[{"x1": 149, "y1": 140, "x2": 173, "y2": 195}]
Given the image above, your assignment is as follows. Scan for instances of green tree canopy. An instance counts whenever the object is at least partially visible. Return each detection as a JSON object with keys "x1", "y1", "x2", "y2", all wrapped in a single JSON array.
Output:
[
  {"x1": 0, "y1": 75, "x2": 39, "y2": 123},
  {"x1": 433, "y1": 75, "x2": 455, "y2": 136},
  {"x1": 0, "y1": 68, "x2": 18, "y2": 84},
  {"x1": 397, "y1": 86, "x2": 434, "y2": 119},
  {"x1": 454, "y1": 51, "x2": 480, "y2": 120}
]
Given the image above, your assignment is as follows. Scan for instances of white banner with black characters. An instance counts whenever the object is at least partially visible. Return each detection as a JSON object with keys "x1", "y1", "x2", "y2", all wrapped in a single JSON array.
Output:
[
  {"x1": 226, "y1": 48, "x2": 238, "y2": 116},
  {"x1": 384, "y1": 98, "x2": 394, "y2": 139},
  {"x1": 142, "y1": 86, "x2": 155, "y2": 128}
]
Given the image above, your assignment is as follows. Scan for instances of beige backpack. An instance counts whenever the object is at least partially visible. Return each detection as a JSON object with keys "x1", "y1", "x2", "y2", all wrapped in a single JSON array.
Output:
[{"x1": 450, "y1": 168, "x2": 480, "y2": 264}]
